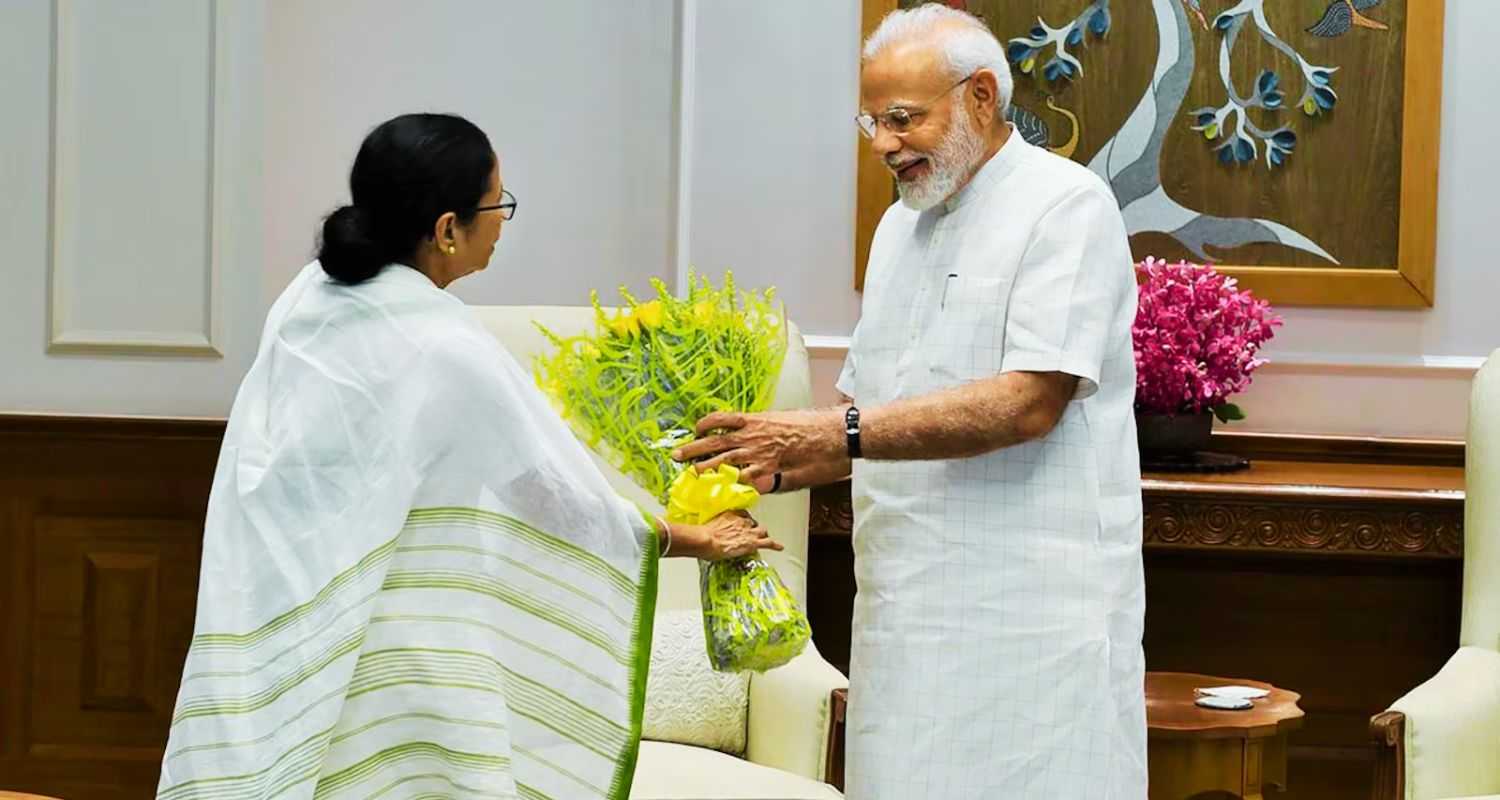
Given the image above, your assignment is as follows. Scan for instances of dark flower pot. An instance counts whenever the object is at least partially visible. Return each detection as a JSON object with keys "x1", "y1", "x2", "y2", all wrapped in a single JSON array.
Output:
[{"x1": 1135, "y1": 411, "x2": 1213, "y2": 455}]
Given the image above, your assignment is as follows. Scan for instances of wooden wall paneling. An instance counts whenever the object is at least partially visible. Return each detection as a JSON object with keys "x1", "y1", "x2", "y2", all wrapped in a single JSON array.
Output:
[
  {"x1": 0, "y1": 416, "x2": 1467, "y2": 800},
  {"x1": 2, "y1": 493, "x2": 28, "y2": 771},
  {"x1": 1142, "y1": 548, "x2": 1460, "y2": 800},
  {"x1": 0, "y1": 417, "x2": 219, "y2": 799},
  {"x1": 808, "y1": 523, "x2": 856, "y2": 676}
]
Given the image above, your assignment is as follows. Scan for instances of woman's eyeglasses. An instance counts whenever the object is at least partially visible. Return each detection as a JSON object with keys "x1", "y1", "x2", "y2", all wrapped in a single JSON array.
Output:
[{"x1": 476, "y1": 188, "x2": 517, "y2": 220}]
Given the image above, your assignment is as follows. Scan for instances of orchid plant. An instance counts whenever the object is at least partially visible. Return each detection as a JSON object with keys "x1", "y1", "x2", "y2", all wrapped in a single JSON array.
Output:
[{"x1": 1133, "y1": 257, "x2": 1282, "y2": 422}]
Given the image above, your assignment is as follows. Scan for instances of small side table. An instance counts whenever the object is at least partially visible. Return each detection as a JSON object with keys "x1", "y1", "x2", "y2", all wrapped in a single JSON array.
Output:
[{"x1": 1146, "y1": 672, "x2": 1305, "y2": 800}]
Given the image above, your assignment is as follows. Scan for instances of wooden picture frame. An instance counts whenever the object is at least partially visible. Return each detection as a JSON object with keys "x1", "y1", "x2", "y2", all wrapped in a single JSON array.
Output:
[{"x1": 855, "y1": 0, "x2": 1444, "y2": 308}]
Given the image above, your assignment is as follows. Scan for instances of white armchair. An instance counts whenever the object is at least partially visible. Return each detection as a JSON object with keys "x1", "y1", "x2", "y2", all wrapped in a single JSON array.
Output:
[
  {"x1": 472, "y1": 306, "x2": 848, "y2": 800},
  {"x1": 1372, "y1": 348, "x2": 1500, "y2": 800}
]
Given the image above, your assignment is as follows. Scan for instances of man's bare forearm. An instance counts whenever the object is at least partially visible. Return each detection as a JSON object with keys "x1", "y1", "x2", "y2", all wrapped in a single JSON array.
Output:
[
  {"x1": 777, "y1": 455, "x2": 852, "y2": 493},
  {"x1": 859, "y1": 372, "x2": 1076, "y2": 461},
  {"x1": 771, "y1": 404, "x2": 852, "y2": 491}
]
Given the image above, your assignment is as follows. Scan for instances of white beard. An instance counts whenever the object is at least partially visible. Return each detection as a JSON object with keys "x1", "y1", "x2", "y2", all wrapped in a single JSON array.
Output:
[{"x1": 893, "y1": 106, "x2": 986, "y2": 211}]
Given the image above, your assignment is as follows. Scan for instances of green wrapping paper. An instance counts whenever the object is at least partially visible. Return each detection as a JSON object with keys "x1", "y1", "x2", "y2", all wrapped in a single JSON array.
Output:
[
  {"x1": 698, "y1": 556, "x2": 811, "y2": 672},
  {"x1": 666, "y1": 464, "x2": 811, "y2": 671}
]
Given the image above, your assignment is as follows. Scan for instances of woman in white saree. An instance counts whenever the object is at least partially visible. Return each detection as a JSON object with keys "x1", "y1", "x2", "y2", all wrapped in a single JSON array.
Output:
[{"x1": 156, "y1": 113, "x2": 777, "y2": 800}]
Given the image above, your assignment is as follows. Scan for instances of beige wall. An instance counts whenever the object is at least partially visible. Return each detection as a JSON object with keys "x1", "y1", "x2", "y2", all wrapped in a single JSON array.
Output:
[{"x1": 2, "y1": 0, "x2": 1494, "y2": 438}]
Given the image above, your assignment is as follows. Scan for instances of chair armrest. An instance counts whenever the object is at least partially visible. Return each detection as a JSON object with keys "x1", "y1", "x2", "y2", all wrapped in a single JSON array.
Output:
[
  {"x1": 745, "y1": 643, "x2": 849, "y2": 783},
  {"x1": 828, "y1": 688, "x2": 848, "y2": 792},
  {"x1": 1369, "y1": 710, "x2": 1406, "y2": 800},
  {"x1": 1374, "y1": 646, "x2": 1500, "y2": 800}
]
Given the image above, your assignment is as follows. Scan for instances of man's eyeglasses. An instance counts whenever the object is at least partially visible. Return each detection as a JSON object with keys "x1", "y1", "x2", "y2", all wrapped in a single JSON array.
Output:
[
  {"x1": 856, "y1": 75, "x2": 973, "y2": 139},
  {"x1": 476, "y1": 188, "x2": 517, "y2": 221}
]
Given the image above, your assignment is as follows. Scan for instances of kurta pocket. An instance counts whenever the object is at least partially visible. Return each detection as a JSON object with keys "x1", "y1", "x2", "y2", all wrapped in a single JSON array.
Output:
[{"x1": 926, "y1": 274, "x2": 1011, "y2": 384}]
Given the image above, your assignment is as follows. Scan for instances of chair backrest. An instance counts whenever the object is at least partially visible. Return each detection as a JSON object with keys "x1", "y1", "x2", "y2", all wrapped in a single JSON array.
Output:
[
  {"x1": 1463, "y1": 348, "x2": 1500, "y2": 651},
  {"x1": 468, "y1": 305, "x2": 814, "y2": 612}
]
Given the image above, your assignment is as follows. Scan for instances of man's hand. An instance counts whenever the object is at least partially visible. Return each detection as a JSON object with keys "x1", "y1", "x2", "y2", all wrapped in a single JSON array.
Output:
[
  {"x1": 668, "y1": 370, "x2": 1077, "y2": 479},
  {"x1": 671, "y1": 408, "x2": 845, "y2": 486}
]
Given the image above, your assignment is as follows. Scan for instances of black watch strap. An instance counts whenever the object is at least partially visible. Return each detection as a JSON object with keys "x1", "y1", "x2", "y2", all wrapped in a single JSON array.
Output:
[{"x1": 845, "y1": 406, "x2": 862, "y2": 459}]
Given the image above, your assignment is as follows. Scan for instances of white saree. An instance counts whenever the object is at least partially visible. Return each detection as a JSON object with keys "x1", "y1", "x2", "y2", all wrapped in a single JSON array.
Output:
[{"x1": 157, "y1": 263, "x2": 658, "y2": 800}]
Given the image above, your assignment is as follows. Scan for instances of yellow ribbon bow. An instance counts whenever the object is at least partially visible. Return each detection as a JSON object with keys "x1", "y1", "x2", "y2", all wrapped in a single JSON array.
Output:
[{"x1": 666, "y1": 464, "x2": 759, "y2": 525}]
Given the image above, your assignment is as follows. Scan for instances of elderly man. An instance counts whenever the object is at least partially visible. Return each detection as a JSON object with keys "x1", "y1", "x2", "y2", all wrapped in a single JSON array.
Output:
[{"x1": 674, "y1": 5, "x2": 1146, "y2": 798}]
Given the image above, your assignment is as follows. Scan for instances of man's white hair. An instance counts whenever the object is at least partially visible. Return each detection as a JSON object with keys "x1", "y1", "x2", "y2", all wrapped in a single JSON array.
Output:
[{"x1": 862, "y1": 3, "x2": 1013, "y2": 117}]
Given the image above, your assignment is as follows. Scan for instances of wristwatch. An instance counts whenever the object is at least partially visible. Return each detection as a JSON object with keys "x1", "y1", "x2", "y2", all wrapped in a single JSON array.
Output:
[{"x1": 845, "y1": 406, "x2": 862, "y2": 459}]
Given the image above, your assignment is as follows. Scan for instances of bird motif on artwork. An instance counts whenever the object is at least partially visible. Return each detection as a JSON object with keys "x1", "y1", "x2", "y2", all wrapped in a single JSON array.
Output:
[
  {"x1": 1181, "y1": 0, "x2": 1209, "y2": 31},
  {"x1": 1306, "y1": 0, "x2": 1388, "y2": 38},
  {"x1": 1005, "y1": 97, "x2": 1080, "y2": 158},
  {"x1": 1006, "y1": 103, "x2": 1051, "y2": 149}
]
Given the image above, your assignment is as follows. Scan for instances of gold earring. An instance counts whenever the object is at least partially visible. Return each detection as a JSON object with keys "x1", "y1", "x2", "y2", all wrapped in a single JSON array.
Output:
[{"x1": 446, "y1": 245, "x2": 456, "y2": 255}]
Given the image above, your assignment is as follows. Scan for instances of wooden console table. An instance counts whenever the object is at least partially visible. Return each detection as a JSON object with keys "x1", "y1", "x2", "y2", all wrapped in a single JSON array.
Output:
[{"x1": 806, "y1": 432, "x2": 1464, "y2": 800}]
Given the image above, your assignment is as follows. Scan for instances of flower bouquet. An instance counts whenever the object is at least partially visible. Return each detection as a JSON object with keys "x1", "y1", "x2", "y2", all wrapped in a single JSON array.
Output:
[
  {"x1": 534, "y1": 272, "x2": 811, "y2": 672},
  {"x1": 1133, "y1": 257, "x2": 1282, "y2": 460}
]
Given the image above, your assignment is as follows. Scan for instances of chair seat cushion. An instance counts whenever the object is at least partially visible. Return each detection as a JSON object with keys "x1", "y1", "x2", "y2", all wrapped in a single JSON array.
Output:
[{"x1": 630, "y1": 741, "x2": 842, "y2": 799}]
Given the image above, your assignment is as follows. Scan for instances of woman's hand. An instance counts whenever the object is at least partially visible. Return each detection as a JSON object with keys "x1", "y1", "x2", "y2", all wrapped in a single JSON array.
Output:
[{"x1": 666, "y1": 512, "x2": 783, "y2": 560}]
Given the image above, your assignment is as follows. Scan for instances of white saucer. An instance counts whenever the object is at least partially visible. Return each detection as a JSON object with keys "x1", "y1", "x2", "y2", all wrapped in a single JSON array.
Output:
[
  {"x1": 1196, "y1": 685, "x2": 1270, "y2": 700},
  {"x1": 1195, "y1": 695, "x2": 1253, "y2": 711}
]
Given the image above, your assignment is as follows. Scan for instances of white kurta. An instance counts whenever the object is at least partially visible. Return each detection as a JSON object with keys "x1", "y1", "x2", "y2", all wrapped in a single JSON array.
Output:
[{"x1": 838, "y1": 131, "x2": 1147, "y2": 799}]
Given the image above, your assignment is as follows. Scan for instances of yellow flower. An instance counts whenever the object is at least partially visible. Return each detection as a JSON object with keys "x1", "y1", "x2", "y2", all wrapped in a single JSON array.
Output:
[
  {"x1": 691, "y1": 301, "x2": 716, "y2": 326},
  {"x1": 608, "y1": 310, "x2": 640, "y2": 338},
  {"x1": 636, "y1": 300, "x2": 665, "y2": 330}
]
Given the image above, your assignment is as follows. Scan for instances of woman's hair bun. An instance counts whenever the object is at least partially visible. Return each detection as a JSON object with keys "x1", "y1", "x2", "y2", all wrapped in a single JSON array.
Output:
[{"x1": 318, "y1": 205, "x2": 386, "y2": 284}]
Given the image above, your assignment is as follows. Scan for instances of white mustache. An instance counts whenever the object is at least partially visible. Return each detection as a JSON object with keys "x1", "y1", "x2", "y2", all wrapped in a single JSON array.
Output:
[{"x1": 886, "y1": 155, "x2": 928, "y2": 172}]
